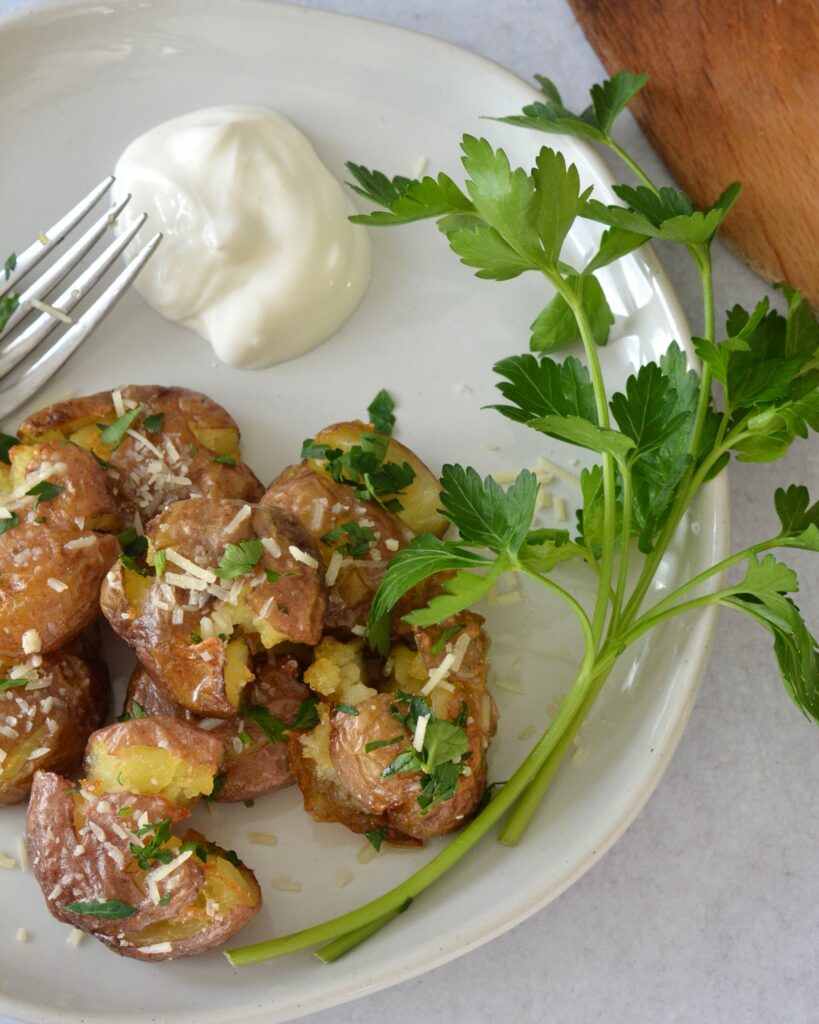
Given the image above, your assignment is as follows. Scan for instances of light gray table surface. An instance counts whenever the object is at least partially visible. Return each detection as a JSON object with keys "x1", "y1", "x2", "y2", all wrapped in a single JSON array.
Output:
[{"x1": 2, "y1": 2, "x2": 817, "y2": 1023}]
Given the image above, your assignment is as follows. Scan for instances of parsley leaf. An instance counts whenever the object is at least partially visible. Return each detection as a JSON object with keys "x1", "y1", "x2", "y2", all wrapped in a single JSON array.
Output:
[
  {"x1": 308, "y1": 430, "x2": 416, "y2": 512},
  {"x1": 775, "y1": 485, "x2": 819, "y2": 537},
  {"x1": 0, "y1": 432, "x2": 18, "y2": 464},
  {"x1": 213, "y1": 453, "x2": 236, "y2": 466},
  {"x1": 0, "y1": 294, "x2": 19, "y2": 332},
  {"x1": 142, "y1": 412, "x2": 164, "y2": 432},
  {"x1": 129, "y1": 818, "x2": 173, "y2": 871},
  {"x1": 0, "y1": 512, "x2": 19, "y2": 535},
  {"x1": 214, "y1": 538, "x2": 264, "y2": 579},
  {"x1": 97, "y1": 404, "x2": 144, "y2": 450},
  {"x1": 25, "y1": 481, "x2": 63, "y2": 509},
  {"x1": 367, "y1": 389, "x2": 396, "y2": 435},
  {"x1": 492, "y1": 354, "x2": 598, "y2": 424},
  {"x1": 430, "y1": 624, "x2": 466, "y2": 656},
  {"x1": 290, "y1": 698, "x2": 320, "y2": 731},
  {"x1": 116, "y1": 700, "x2": 147, "y2": 723},
  {"x1": 242, "y1": 704, "x2": 288, "y2": 744},
  {"x1": 320, "y1": 521, "x2": 376, "y2": 558},
  {"x1": 116, "y1": 527, "x2": 148, "y2": 559},
  {"x1": 438, "y1": 464, "x2": 538, "y2": 552},
  {"x1": 3, "y1": 253, "x2": 16, "y2": 280},
  {"x1": 0, "y1": 677, "x2": 27, "y2": 692},
  {"x1": 347, "y1": 166, "x2": 474, "y2": 227},
  {"x1": 529, "y1": 272, "x2": 613, "y2": 350},
  {"x1": 65, "y1": 900, "x2": 136, "y2": 919},
  {"x1": 335, "y1": 704, "x2": 360, "y2": 716},
  {"x1": 364, "y1": 828, "x2": 387, "y2": 852},
  {"x1": 154, "y1": 549, "x2": 167, "y2": 577}
]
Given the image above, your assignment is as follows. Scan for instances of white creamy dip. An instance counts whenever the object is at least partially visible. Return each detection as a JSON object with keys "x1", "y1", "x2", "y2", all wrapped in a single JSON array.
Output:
[{"x1": 113, "y1": 106, "x2": 371, "y2": 368}]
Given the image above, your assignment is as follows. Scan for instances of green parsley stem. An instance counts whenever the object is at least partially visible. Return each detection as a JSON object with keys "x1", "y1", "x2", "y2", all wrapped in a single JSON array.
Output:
[
  {"x1": 689, "y1": 247, "x2": 716, "y2": 458},
  {"x1": 315, "y1": 905, "x2": 406, "y2": 963},
  {"x1": 605, "y1": 140, "x2": 658, "y2": 194},
  {"x1": 609, "y1": 465, "x2": 634, "y2": 634}
]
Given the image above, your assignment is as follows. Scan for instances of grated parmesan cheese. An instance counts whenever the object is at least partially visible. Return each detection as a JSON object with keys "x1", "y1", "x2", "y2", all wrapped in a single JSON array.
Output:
[
  {"x1": 421, "y1": 652, "x2": 456, "y2": 696},
  {"x1": 63, "y1": 536, "x2": 95, "y2": 551},
  {"x1": 46, "y1": 578, "x2": 68, "y2": 593},
  {"x1": 261, "y1": 536, "x2": 281, "y2": 559},
  {"x1": 449, "y1": 631, "x2": 472, "y2": 672},
  {"x1": 149, "y1": 848, "x2": 193, "y2": 884},
  {"x1": 164, "y1": 548, "x2": 217, "y2": 584},
  {"x1": 111, "y1": 389, "x2": 126, "y2": 417},
  {"x1": 335, "y1": 871, "x2": 353, "y2": 888},
  {"x1": 248, "y1": 832, "x2": 278, "y2": 847},
  {"x1": 225, "y1": 504, "x2": 251, "y2": 534},
  {"x1": 65, "y1": 928, "x2": 85, "y2": 948},
  {"x1": 21, "y1": 630, "x2": 41, "y2": 655},
  {"x1": 325, "y1": 549, "x2": 344, "y2": 586},
  {"x1": 15, "y1": 927, "x2": 28, "y2": 943},
  {"x1": 412, "y1": 714, "x2": 430, "y2": 752},
  {"x1": 271, "y1": 876, "x2": 302, "y2": 892},
  {"x1": 16, "y1": 836, "x2": 28, "y2": 872},
  {"x1": 0, "y1": 850, "x2": 16, "y2": 869},
  {"x1": 553, "y1": 495, "x2": 568, "y2": 522},
  {"x1": 138, "y1": 942, "x2": 173, "y2": 955},
  {"x1": 496, "y1": 590, "x2": 522, "y2": 606},
  {"x1": 384, "y1": 538, "x2": 400, "y2": 552},
  {"x1": 288, "y1": 545, "x2": 318, "y2": 569}
]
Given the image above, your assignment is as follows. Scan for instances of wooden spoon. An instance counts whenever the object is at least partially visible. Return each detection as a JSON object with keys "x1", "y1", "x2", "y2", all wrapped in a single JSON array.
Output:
[{"x1": 568, "y1": 0, "x2": 819, "y2": 305}]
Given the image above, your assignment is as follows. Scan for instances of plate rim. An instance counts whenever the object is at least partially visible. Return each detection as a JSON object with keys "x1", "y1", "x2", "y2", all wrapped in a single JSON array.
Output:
[{"x1": 0, "y1": 2, "x2": 730, "y2": 1022}]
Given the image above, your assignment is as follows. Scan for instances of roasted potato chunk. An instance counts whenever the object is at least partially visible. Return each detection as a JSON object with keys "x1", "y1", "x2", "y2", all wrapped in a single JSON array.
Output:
[
  {"x1": 100, "y1": 498, "x2": 325, "y2": 717},
  {"x1": 26, "y1": 718, "x2": 261, "y2": 960},
  {"x1": 305, "y1": 421, "x2": 446, "y2": 538},
  {"x1": 262, "y1": 463, "x2": 415, "y2": 632},
  {"x1": 0, "y1": 637, "x2": 109, "y2": 805},
  {"x1": 293, "y1": 614, "x2": 496, "y2": 842},
  {"x1": 126, "y1": 652, "x2": 309, "y2": 802},
  {"x1": 0, "y1": 440, "x2": 121, "y2": 657},
  {"x1": 17, "y1": 385, "x2": 263, "y2": 521}
]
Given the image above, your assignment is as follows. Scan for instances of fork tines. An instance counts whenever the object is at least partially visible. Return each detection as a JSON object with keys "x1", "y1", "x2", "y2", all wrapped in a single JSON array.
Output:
[{"x1": 1, "y1": 176, "x2": 161, "y2": 421}]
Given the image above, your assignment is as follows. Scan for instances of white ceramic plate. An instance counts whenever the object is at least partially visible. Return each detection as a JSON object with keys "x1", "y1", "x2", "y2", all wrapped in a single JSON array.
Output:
[{"x1": 0, "y1": 3, "x2": 729, "y2": 1022}]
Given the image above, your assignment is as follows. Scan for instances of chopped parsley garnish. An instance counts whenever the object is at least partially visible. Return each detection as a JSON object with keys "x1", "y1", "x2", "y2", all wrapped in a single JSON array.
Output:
[
  {"x1": 238, "y1": 729, "x2": 252, "y2": 747},
  {"x1": 381, "y1": 691, "x2": 471, "y2": 813},
  {"x1": 158, "y1": 893, "x2": 173, "y2": 906},
  {"x1": 154, "y1": 549, "x2": 167, "y2": 577},
  {"x1": 4, "y1": 253, "x2": 16, "y2": 280},
  {"x1": 222, "y1": 849, "x2": 241, "y2": 868},
  {"x1": 302, "y1": 431, "x2": 415, "y2": 513},
  {"x1": 0, "y1": 677, "x2": 27, "y2": 692},
  {"x1": 291, "y1": 697, "x2": 320, "y2": 731},
  {"x1": 430, "y1": 623, "x2": 466, "y2": 655},
  {"x1": 142, "y1": 412, "x2": 164, "y2": 433},
  {"x1": 276, "y1": 602, "x2": 290, "y2": 615},
  {"x1": 97, "y1": 404, "x2": 144, "y2": 450},
  {"x1": 116, "y1": 526, "x2": 148, "y2": 559},
  {"x1": 364, "y1": 735, "x2": 404, "y2": 753},
  {"x1": 214, "y1": 538, "x2": 264, "y2": 579},
  {"x1": 0, "y1": 513, "x2": 19, "y2": 535},
  {"x1": 91, "y1": 451, "x2": 114, "y2": 470},
  {"x1": 179, "y1": 839, "x2": 209, "y2": 862},
  {"x1": 117, "y1": 806, "x2": 133, "y2": 817},
  {"x1": 264, "y1": 568, "x2": 280, "y2": 583},
  {"x1": 65, "y1": 900, "x2": 136, "y2": 919},
  {"x1": 320, "y1": 521, "x2": 377, "y2": 558},
  {"x1": 207, "y1": 774, "x2": 226, "y2": 804},
  {"x1": 33, "y1": 515, "x2": 46, "y2": 525},
  {"x1": 335, "y1": 704, "x2": 360, "y2": 716},
  {"x1": 25, "y1": 481, "x2": 63, "y2": 509},
  {"x1": 242, "y1": 704, "x2": 288, "y2": 744},
  {"x1": 130, "y1": 818, "x2": 173, "y2": 870},
  {"x1": 0, "y1": 295, "x2": 19, "y2": 332},
  {"x1": 243, "y1": 799, "x2": 255, "y2": 808},
  {"x1": 116, "y1": 700, "x2": 147, "y2": 722},
  {"x1": 0, "y1": 432, "x2": 19, "y2": 464},
  {"x1": 120, "y1": 553, "x2": 149, "y2": 575},
  {"x1": 364, "y1": 827, "x2": 387, "y2": 852},
  {"x1": 367, "y1": 389, "x2": 396, "y2": 435},
  {"x1": 213, "y1": 454, "x2": 236, "y2": 465},
  {"x1": 190, "y1": 632, "x2": 203, "y2": 644}
]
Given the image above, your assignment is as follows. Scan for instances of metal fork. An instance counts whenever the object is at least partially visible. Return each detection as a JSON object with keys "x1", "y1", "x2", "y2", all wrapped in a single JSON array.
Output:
[{"x1": 0, "y1": 177, "x2": 161, "y2": 421}]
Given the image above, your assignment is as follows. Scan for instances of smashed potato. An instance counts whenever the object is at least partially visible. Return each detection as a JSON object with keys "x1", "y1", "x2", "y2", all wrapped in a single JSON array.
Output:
[
  {"x1": 100, "y1": 497, "x2": 325, "y2": 717},
  {"x1": 292, "y1": 614, "x2": 496, "y2": 842},
  {"x1": 0, "y1": 637, "x2": 109, "y2": 805},
  {"x1": 0, "y1": 440, "x2": 121, "y2": 657},
  {"x1": 126, "y1": 652, "x2": 309, "y2": 802},
  {"x1": 17, "y1": 385, "x2": 263, "y2": 521},
  {"x1": 26, "y1": 717, "x2": 261, "y2": 960}
]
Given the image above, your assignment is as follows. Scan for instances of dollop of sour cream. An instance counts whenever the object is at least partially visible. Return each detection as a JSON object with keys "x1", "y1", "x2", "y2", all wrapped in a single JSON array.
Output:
[{"x1": 113, "y1": 106, "x2": 371, "y2": 369}]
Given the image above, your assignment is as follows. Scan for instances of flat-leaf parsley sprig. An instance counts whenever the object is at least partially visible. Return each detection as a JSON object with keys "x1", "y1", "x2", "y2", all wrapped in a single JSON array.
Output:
[{"x1": 227, "y1": 71, "x2": 818, "y2": 969}]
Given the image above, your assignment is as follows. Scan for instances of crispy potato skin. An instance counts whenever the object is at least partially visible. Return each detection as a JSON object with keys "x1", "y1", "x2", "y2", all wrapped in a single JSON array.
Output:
[
  {"x1": 287, "y1": 732, "x2": 420, "y2": 846},
  {"x1": 296, "y1": 613, "x2": 497, "y2": 842},
  {"x1": 18, "y1": 385, "x2": 263, "y2": 521},
  {"x1": 0, "y1": 637, "x2": 109, "y2": 805},
  {"x1": 26, "y1": 718, "x2": 261, "y2": 960},
  {"x1": 126, "y1": 653, "x2": 309, "y2": 801},
  {"x1": 0, "y1": 441, "x2": 121, "y2": 657},
  {"x1": 100, "y1": 498, "x2": 325, "y2": 717},
  {"x1": 262, "y1": 463, "x2": 415, "y2": 632}
]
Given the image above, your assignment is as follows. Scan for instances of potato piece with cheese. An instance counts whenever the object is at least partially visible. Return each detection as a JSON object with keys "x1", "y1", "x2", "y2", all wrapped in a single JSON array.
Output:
[
  {"x1": 0, "y1": 440, "x2": 121, "y2": 657},
  {"x1": 125, "y1": 651, "x2": 310, "y2": 802},
  {"x1": 17, "y1": 385, "x2": 263, "y2": 522},
  {"x1": 100, "y1": 497, "x2": 325, "y2": 717},
  {"x1": 0, "y1": 636, "x2": 109, "y2": 805},
  {"x1": 26, "y1": 717, "x2": 261, "y2": 960}
]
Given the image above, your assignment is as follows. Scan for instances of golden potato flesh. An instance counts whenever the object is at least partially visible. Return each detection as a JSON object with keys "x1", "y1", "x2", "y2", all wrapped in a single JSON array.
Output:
[
  {"x1": 100, "y1": 497, "x2": 325, "y2": 717},
  {"x1": 126, "y1": 651, "x2": 310, "y2": 802},
  {"x1": 17, "y1": 385, "x2": 263, "y2": 522},
  {"x1": 26, "y1": 717, "x2": 261, "y2": 960},
  {"x1": 0, "y1": 440, "x2": 121, "y2": 657},
  {"x1": 306, "y1": 421, "x2": 447, "y2": 538},
  {"x1": 0, "y1": 637, "x2": 109, "y2": 805}
]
